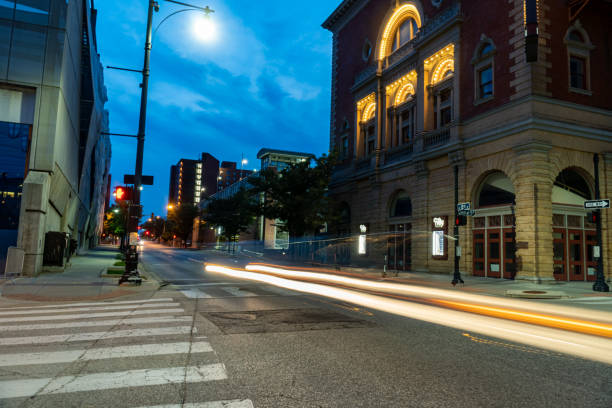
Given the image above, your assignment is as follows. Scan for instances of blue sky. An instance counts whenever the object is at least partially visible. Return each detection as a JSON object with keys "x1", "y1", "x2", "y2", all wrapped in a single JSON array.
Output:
[{"x1": 95, "y1": 0, "x2": 335, "y2": 217}]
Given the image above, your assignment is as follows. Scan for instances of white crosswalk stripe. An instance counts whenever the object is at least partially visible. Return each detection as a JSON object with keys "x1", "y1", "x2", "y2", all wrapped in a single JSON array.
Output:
[
  {"x1": 0, "y1": 297, "x2": 253, "y2": 406},
  {"x1": 0, "y1": 307, "x2": 185, "y2": 323},
  {"x1": 180, "y1": 284, "x2": 299, "y2": 299},
  {"x1": 566, "y1": 297, "x2": 612, "y2": 304},
  {"x1": 0, "y1": 302, "x2": 180, "y2": 316},
  {"x1": 0, "y1": 315, "x2": 192, "y2": 332}
]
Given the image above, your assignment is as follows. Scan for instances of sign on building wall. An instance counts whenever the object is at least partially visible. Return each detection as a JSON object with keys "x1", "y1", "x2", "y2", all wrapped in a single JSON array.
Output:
[{"x1": 431, "y1": 216, "x2": 448, "y2": 259}]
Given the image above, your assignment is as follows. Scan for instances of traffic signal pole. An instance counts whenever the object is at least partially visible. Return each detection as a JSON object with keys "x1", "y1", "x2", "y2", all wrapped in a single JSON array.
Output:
[
  {"x1": 452, "y1": 165, "x2": 464, "y2": 285},
  {"x1": 120, "y1": 1, "x2": 155, "y2": 285},
  {"x1": 592, "y1": 154, "x2": 609, "y2": 292}
]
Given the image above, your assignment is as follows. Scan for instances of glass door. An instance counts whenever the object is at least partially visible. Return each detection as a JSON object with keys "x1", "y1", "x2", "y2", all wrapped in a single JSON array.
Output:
[
  {"x1": 567, "y1": 229, "x2": 583, "y2": 281},
  {"x1": 553, "y1": 228, "x2": 566, "y2": 281},
  {"x1": 473, "y1": 230, "x2": 485, "y2": 277},
  {"x1": 487, "y1": 229, "x2": 501, "y2": 278}
]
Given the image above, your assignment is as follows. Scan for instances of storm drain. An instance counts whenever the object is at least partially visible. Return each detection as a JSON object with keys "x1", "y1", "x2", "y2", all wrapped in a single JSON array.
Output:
[{"x1": 201, "y1": 308, "x2": 374, "y2": 334}]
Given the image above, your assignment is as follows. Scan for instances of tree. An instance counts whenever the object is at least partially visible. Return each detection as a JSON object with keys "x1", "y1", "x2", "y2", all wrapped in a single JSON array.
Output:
[
  {"x1": 204, "y1": 187, "x2": 256, "y2": 252},
  {"x1": 103, "y1": 204, "x2": 128, "y2": 249},
  {"x1": 141, "y1": 216, "x2": 165, "y2": 239},
  {"x1": 167, "y1": 204, "x2": 200, "y2": 247},
  {"x1": 250, "y1": 154, "x2": 336, "y2": 243}
]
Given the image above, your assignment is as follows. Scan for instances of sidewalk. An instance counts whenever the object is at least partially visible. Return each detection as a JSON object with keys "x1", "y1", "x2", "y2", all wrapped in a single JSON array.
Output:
[{"x1": 0, "y1": 246, "x2": 157, "y2": 303}]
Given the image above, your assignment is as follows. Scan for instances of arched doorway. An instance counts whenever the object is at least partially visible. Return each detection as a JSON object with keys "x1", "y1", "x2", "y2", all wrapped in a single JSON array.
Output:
[
  {"x1": 552, "y1": 168, "x2": 596, "y2": 281},
  {"x1": 472, "y1": 172, "x2": 516, "y2": 279},
  {"x1": 387, "y1": 191, "x2": 412, "y2": 271}
]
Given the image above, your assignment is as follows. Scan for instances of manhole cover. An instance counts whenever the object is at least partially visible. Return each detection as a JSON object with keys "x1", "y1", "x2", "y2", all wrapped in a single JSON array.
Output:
[
  {"x1": 523, "y1": 290, "x2": 547, "y2": 294},
  {"x1": 202, "y1": 308, "x2": 374, "y2": 334}
]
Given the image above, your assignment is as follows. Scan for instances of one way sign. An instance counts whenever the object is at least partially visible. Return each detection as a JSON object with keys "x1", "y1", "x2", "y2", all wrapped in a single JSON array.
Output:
[{"x1": 584, "y1": 199, "x2": 610, "y2": 209}]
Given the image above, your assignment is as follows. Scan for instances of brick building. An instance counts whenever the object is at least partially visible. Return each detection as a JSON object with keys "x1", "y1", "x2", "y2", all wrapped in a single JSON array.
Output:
[
  {"x1": 218, "y1": 161, "x2": 252, "y2": 192},
  {"x1": 322, "y1": 0, "x2": 612, "y2": 282}
]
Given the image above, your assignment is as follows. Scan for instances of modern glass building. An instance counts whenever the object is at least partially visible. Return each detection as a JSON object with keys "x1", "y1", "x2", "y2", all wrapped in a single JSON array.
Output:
[{"x1": 0, "y1": 0, "x2": 111, "y2": 275}]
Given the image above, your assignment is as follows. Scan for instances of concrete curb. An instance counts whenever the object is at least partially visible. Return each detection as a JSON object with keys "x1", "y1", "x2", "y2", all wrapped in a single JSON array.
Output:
[{"x1": 505, "y1": 289, "x2": 567, "y2": 299}]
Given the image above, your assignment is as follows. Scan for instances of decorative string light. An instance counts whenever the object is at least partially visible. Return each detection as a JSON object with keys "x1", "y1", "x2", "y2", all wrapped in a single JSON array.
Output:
[{"x1": 379, "y1": 4, "x2": 422, "y2": 60}]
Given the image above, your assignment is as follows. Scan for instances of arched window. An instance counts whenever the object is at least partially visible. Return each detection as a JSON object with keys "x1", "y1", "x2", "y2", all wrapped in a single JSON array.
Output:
[
  {"x1": 553, "y1": 168, "x2": 591, "y2": 204},
  {"x1": 564, "y1": 21, "x2": 593, "y2": 93},
  {"x1": 390, "y1": 191, "x2": 412, "y2": 217},
  {"x1": 392, "y1": 18, "x2": 418, "y2": 52},
  {"x1": 476, "y1": 172, "x2": 515, "y2": 208},
  {"x1": 472, "y1": 35, "x2": 496, "y2": 103}
]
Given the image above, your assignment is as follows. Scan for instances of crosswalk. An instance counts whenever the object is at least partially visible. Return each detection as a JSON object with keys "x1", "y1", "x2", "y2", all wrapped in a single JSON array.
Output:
[
  {"x1": 0, "y1": 297, "x2": 254, "y2": 407},
  {"x1": 565, "y1": 296, "x2": 612, "y2": 305},
  {"x1": 179, "y1": 285, "x2": 299, "y2": 299}
]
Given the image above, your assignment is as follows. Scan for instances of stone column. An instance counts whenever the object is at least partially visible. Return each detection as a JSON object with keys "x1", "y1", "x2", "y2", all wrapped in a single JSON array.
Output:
[
  {"x1": 512, "y1": 140, "x2": 554, "y2": 282},
  {"x1": 17, "y1": 171, "x2": 51, "y2": 276}
]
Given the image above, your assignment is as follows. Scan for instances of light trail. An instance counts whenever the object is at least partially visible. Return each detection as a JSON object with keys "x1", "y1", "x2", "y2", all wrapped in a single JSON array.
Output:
[
  {"x1": 245, "y1": 263, "x2": 612, "y2": 326},
  {"x1": 205, "y1": 263, "x2": 612, "y2": 365}
]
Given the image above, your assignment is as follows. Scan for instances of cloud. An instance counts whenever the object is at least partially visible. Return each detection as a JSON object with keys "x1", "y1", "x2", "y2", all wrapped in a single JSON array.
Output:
[
  {"x1": 150, "y1": 82, "x2": 212, "y2": 112},
  {"x1": 277, "y1": 75, "x2": 321, "y2": 101}
]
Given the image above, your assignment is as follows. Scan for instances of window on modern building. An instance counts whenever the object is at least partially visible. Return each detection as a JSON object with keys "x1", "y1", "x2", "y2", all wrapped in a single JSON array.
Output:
[
  {"x1": 564, "y1": 22, "x2": 593, "y2": 94},
  {"x1": 392, "y1": 18, "x2": 418, "y2": 52}
]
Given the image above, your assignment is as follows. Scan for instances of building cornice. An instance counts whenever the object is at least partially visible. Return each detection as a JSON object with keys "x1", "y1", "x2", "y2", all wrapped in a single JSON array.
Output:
[{"x1": 322, "y1": 0, "x2": 369, "y2": 33}]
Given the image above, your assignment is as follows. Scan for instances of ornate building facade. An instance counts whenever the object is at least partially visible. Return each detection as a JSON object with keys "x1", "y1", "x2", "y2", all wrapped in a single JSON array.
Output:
[{"x1": 323, "y1": 0, "x2": 612, "y2": 282}]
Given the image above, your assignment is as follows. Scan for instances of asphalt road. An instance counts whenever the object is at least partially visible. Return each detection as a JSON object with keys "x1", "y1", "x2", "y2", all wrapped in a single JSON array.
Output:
[{"x1": 0, "y1": 243, "x2": 610, "y2": 408}]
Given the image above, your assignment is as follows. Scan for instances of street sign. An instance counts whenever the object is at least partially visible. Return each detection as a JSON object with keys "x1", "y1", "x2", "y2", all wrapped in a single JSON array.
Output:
[
  {"x1": 124, "y1": 175, "x2": 154, "y2": 185},
  {"x1": 458, "y1": 209, "x2": 476, "y2": 216},
  {"x1": 457, "y1": 202, "x2": 471, "y2": 211},
  {"x1": 584, "y1": 199, "x2": 610, "y2": 209}
]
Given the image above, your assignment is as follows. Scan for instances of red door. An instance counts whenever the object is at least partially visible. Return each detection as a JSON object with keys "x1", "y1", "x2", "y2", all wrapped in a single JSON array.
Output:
[
  {"x1": 585, "y1": 230, "x2": 597, "y2": 282},
  {"x1": 568, "y1": 229, "x2": 584, "y2": 281},
  {"x1": 487, "y1": 229, "x2": 501, "y2": 278},
  {"x1": 473, "y1": 230, "x2": 485, "y2": 277},
  {"x1": 503, "y1": 228, "x2": 516, "y2": 279},
  {"x1": 553, "y1": 228, "x2": 566, "y2": 281}
]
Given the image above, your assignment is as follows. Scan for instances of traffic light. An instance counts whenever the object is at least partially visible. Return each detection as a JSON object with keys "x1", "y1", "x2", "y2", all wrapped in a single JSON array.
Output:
[
  {"x1": 455, "y1": 215, "x2": 467, "y2": 226},
  {"x1": 588, "y1": 211, "x2": 599, "y2": 224},
  {"x1": 113, "y1": 186, "x2": 133, "y2": 202}
]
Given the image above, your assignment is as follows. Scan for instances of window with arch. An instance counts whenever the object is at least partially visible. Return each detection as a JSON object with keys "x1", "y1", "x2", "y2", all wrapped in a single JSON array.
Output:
[
  {"x1": 564, "y1": 21, "x2": 593, "y2": 94},
  {"x1": 390, "y1": 191, "x2": 412, "y2": 218},
  {"x1": 392, "y1": 18, "x2": 418, "y2": 52},
  {"x1": 471, "y1": 35, "x2": 496, "y2": 104},
  {"x1": 476, "y1": 172, "x2": 515, "y2": 208}
]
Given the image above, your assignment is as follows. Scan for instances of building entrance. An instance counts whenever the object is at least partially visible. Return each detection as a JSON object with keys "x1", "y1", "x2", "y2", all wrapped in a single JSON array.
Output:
[
  {"x1": 553, "y1": 213, "x2": 597, "y2": 281},
  {"x1": 387, "y1": 223, "x2": 411, "y2": 271}
]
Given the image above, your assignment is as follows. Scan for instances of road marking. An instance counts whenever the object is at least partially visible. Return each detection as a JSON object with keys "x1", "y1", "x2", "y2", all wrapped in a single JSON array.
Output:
[
  {"x1": 0, "y1": 316, "x2": 192, "y2": 332},
  {"x1": 221, "y1": 287, "x2": 257, "y2": 297},
  {"x1": 0, "y1": 341, "x2": 212, "y2": 366},
  {"x1": 0, "y1": 298, "x2": 174, "y2": 311},
  {"x1": 187, "y1": 257, "x2": 204, "y2": 263},
  {"x1": 181, "y1": 289, "x2": 213, "y2": 299},
  {"x1": 0, "y1": 303, "x2": 180, "y2": 316},
  {"x1": 138, "y1": 400, "x2": 255, "y2": 408},
  {"x1": 567, "y1": 297, "x2": 612, "y2": 303},
  {"x1": 0, "y1": 308, "x2": 185, "y2": 323},
  {"x1": 0, "y1": 326, "x2": 196, "y2": 346},
  {"x1": 261, "y1": 285, "x2": 300, "y2": 296},
  {"x1": 0, "y1": 363, "x2": 227, "y2": 399}
]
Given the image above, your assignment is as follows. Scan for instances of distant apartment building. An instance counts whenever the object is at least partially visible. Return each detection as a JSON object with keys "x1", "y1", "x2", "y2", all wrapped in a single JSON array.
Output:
[
  {"x1": 196, "y1": 148, "x2": 316, "y2": 249},
  {"x1": 218, "y1": 161, "x2": 252, "y2": 192},
  {"x1": 168, "y1": 153, "x2": 220, "y2": 208},
  {"x1": 0, "y1": 1, "x2": 111, "y2": 275}
]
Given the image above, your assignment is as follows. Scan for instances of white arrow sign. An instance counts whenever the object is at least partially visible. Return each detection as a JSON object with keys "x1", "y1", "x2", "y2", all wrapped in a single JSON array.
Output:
[{"x1": 584, "y1": 199, "x2": 610, "y2": 209}]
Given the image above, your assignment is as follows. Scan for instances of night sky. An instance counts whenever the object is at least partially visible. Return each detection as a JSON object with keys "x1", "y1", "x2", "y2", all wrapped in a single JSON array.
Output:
[{"x1": 95, "y1": 0, "x2": 334, "y2": 217}]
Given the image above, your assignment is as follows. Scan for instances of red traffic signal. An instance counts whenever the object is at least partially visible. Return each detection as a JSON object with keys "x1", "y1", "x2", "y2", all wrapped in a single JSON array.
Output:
[
  {"x1": 455, "y1": 215, "x2": 467, "y2": 226},
  {"x1": 113, "y1": 186, "x2": 133, "y2": 202},
  {"x1": 588, "y1": 211, "x2": 599, "y2": 224}
]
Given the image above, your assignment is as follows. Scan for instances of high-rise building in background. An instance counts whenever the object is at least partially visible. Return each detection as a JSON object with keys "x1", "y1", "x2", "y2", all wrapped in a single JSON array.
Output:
[
  {"x1": 218, "y1": 162, "x2": 252, "y2": 192},
  {"x1": 168, "y1": 153, "x2": 220, "y2": 208},
  {"x1": 0, "y1": 1, "x2": 111, "y2": 275}
]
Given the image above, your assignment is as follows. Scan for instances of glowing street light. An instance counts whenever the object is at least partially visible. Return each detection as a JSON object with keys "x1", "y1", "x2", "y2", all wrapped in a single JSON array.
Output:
[
  {"x1": 167, "y1": 204, "x2": 174, "y2": 210},
  {"x1": 192, "y1": 13, "x2": 216, "y2": 43}
]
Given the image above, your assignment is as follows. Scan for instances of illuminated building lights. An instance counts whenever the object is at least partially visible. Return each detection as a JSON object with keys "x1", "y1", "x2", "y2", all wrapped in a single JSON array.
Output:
[
  {"x1": 357, "y1": 93, "x2": 376, "y2": 122},
  {"x1": 362, "y1": 102, "x2": 376, "y2": 122},
  {"x1": 379, "y1": 4, "x2": 422, "y2": 60},
  {"x1": 385, "y1": 70, "x2": 417, "y2": 106},
  {"x1": 431, "y1": 57, "x2": 454, "y2": 84}
]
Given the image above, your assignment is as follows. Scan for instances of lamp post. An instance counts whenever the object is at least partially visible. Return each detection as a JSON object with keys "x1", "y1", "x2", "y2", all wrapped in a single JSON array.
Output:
[{"x1": 121, "y1": 0, "x2": 214, "y2": 284}]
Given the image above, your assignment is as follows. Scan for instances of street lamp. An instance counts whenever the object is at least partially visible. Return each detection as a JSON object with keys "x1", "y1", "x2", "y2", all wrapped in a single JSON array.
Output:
[{"x1": 120, "y1": 0, "x2": 214, "y2": 285}]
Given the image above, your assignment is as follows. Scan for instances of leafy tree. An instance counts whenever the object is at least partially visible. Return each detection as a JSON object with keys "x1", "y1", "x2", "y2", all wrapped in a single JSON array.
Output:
[
  {"x1": 103, "y1": 204, "x2": 128, "y2": 250},
  {"x1": 203, "y1": 187, "x2": 256, "y2": 252},
  {"x1": 250, "y1": 153, "x2": 336, "y2": 241},
  {"x1": 141, "y1": 216, "x2": 165, "y2": 239},
  {"x1": 167, "y1": 204, "x2": 200, "y2": 246}
]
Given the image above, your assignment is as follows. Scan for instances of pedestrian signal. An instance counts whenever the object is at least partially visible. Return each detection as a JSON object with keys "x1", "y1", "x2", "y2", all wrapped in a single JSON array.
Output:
[
  {"x1": 113, "y1": 186, "x2": 133, "y2": 202},
  {"x1": 455, "y1": 215, "x2": 467, "y2": 226},
  {"x1": 588, "y1": 211, "x2": 599, "y2": 224}
]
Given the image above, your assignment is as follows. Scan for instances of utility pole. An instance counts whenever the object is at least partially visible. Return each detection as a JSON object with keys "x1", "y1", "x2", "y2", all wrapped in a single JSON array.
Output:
[
  {"x1": 120, "y1": 1, "x2": 156, "y2": 285},
  {"x1": 452, "y1": 165, "x2": 464, "y2": 286},
  {"x1": 592, "y1": 154, "x2": 609, "y2": 292}
]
